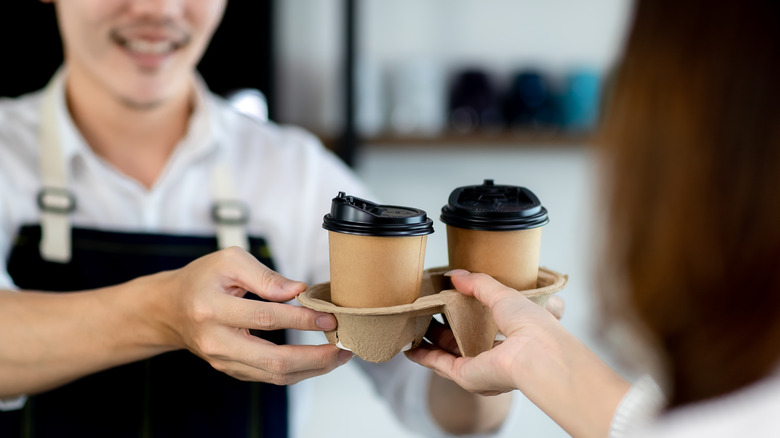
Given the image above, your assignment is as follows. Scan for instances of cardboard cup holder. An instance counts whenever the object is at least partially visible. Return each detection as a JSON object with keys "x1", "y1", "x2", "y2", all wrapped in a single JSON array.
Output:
[{"x1": 297, "y1": 266, "x2": 568, "y2": 363}]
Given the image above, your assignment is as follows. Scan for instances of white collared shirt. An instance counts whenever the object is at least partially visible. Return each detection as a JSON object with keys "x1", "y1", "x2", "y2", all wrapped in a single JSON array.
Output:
[
  {"x1": 0, "y1": 69, "x2": 371, "y2": 434},
  {"x1": 0, "y1": 70, "x2": 513, "y2": 438},
  {"x1": 0, "y1": 70, "x2": 368, "y2": 289}
]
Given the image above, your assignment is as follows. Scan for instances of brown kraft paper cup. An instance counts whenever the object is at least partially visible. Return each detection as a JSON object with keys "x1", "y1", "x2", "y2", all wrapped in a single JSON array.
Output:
[
  {"x1": 441, "y1": 180, "x2": 549, "y2": 304},
  {"x1": 329, "y1": 232, "x2": 429, "y2": 308},
  {"x1": 446, "y1": 225, "x2": 542, "y2": 292},
  {"x1": 323, "y1": 192, "x2": 435, "y2": 309}
]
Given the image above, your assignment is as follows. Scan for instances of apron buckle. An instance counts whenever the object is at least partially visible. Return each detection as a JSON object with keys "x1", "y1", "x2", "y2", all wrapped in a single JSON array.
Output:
[
  {"x1": 37, "y1": 187, "x2": 77, "y2": 214},
  {"x1": 211, "y1": 200, "x2": 249, "y2": 225}
]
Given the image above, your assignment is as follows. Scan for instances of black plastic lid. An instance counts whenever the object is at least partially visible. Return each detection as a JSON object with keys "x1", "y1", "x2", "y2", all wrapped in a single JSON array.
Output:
[
  {"x1": 440, "y1": 179, "x2": 549, "y2": 231},
  {"x1": 323, "y1": 192, "x2": 435, "y2": 236}
]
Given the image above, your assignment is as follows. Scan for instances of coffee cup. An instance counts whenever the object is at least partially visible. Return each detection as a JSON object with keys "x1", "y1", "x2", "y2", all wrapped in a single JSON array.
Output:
[
  {"x1": 440, "y1": 179, "x2": 549, "y2": 295},
  {"x1": 323, "y1": 192, "x2": 435, "y2": 308}
]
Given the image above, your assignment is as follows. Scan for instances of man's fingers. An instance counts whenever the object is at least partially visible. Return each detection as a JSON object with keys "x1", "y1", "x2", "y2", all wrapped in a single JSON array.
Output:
[
  {"x1": 209, "y1": 343, "x2": 353, "y2": 385},
  {"x1": 251, "y1": 263, "x2": 307, "y2": 302},
  {"x1": 219, "y1": 357, "x2": 348, "y2": 385},
  {"x1": 264, "y1": 343, "x2": 352, "y2": 375},
  {"x1": 214, "y1": 295, "x2": 337, "y2": 331},
  {"x1": 200, "y1": 330, "x2": 351, "y2": 382},
  {"x1": 213, "y1": 247, "x2": 307, "y2": 302}
]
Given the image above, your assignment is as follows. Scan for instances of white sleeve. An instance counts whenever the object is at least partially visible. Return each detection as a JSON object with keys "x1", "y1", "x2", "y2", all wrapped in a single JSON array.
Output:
[
  {"x1": 0, "y1": 165, "x2": 18, "y2": 291},
  {"x1": 355, "y1": 355, "x2": 518, "y2": 437},
  {"x1": 609, "y1": 374, "x2": 666, "y2": 438}
]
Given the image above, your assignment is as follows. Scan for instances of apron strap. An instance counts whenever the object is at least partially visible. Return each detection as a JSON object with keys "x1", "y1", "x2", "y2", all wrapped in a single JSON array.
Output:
[
  {"x1": 38, "y1": 80, "x2": 74, "y2": 263},
  {"x1": 37, "y1": 76, "x2": 249, "y2": 262},
  {"x1": 211, "y1": 159, "x2": 250, "y2": 251}
]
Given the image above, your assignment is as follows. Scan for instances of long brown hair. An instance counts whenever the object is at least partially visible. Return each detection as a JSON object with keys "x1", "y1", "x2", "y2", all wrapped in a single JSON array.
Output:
[{"x1": 598, "y1": 0, "x2": 780, "y2": 407}]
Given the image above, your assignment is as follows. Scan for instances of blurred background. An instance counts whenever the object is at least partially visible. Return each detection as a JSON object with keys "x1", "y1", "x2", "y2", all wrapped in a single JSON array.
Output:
[
  {"x1": 276, "y1": 1, "x2": 637, "y2": 437},
  {"x1": 0, "y1": 0, "x2": 637, "y2": 436},
  {"x1": 274, "y1": 0, "x2": 632, "y2": 162}
]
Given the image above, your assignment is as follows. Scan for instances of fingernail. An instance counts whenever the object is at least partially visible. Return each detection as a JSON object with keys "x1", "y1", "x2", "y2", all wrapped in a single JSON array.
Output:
[
  {"x1": 283, "y1": 280, "x2": 306, "y2": 292},
  {"x1": 338, "y1": 349, "x2": 354, "y2": 365},
  {"x1": 444, "y1": 269, "x2": 470, "y2": 277},
  {"x1": 316, "y1": 314, "x2": 337, "y2": 331}
]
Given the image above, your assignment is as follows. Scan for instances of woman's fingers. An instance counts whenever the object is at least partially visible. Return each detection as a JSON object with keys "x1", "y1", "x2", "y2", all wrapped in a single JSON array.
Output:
[
  {"x1": 546, "y1": 295, "x2": 565, "y2": 320},
  {"x1": 424, "y1": 318, "x2": 462, "y2": 356},
  {"x1": 447, "y1": 271, "x2": 530, "y2": 311},
  {"x1": 406, "y1": 345, "x2": 462, "y2": 382}
]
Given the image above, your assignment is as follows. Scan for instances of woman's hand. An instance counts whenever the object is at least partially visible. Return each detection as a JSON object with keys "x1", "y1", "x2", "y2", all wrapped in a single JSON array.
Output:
[
  {"x1": 406, "y1": 269, "x2": 630, "y2": 438},
  {"x1": 407, "y1": 270, "x2": 563, "y2": 394}
]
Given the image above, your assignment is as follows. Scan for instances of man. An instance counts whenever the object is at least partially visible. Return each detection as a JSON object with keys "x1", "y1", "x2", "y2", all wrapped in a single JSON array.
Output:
[{"x1": 0, "y1": 0, "x2": 513, "y2": 436}]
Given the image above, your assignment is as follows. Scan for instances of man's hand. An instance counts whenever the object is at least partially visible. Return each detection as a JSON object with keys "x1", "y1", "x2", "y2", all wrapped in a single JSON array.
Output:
[{"x1": 159, "y1": 247, "x2": 352, "y2": 385}]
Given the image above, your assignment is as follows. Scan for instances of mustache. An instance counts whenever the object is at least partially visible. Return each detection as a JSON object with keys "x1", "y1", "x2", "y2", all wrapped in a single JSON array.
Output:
[{"x1": 109, "y1": 20, "x2": 191, "y2": 48}]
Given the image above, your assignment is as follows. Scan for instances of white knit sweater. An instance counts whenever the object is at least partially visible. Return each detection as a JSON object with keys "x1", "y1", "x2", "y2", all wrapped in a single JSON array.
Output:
[{"x1": 611, "y1": 368, "x2": 780, "y2": 438}]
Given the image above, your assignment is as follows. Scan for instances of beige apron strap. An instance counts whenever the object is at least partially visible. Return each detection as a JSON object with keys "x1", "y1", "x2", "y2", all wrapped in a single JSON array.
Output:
[
  {"x1": 38, "y1": 71, "x2": 248, "y2": 259},
  {"x1": 38, "y1": 80, "x2": 74, "y2": 263},
  {"x1": 211, "y1": 157, "x2": 249, "y2": 251}
]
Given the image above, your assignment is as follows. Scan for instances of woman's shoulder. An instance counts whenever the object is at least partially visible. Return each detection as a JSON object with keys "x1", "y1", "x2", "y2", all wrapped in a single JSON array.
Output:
[{"x1": 637, "y1": 371, "x2": 780, "y2": 438}]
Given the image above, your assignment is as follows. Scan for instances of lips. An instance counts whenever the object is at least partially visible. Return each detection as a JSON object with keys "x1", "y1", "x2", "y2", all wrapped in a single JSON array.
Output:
[{"x1": 110, "y1": 22, "x2": 190, "y2": 60}]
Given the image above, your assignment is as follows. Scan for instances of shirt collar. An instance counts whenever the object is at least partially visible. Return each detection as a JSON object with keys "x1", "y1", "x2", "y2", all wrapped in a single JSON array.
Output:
[{"x1": 40, "y1": 68, "x2": 223, "y2": 168}]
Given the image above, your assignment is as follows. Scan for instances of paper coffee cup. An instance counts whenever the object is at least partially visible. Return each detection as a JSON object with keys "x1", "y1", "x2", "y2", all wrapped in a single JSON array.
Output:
[
  {"x1": 440, "y1": 179, "x2": 549, "y2": 292},
  {"x1": 323, "y1": 192, "x2": 435, "y2": 308},
  {"x1": 446, "y1": 226, "x2": 541, "y2": 291}
]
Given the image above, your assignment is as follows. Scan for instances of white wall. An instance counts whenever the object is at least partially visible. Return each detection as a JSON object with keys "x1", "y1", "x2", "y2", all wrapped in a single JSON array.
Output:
[{"x1": 275, "y1": 0, "x2": 635, "y2": 135}]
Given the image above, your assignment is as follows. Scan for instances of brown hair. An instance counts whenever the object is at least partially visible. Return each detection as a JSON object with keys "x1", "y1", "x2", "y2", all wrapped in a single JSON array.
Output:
[{"x1": 598, "y1": 0, "x2": 780, "y2": 407}]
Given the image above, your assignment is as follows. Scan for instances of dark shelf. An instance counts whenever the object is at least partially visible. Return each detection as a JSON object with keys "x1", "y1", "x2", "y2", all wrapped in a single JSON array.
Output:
[
  {"x1": 366, "y1": 130, "x2": 593, "y2": 145},
  {"x1": 318, "y1": 130, "x2": 593, "y2": 152}
]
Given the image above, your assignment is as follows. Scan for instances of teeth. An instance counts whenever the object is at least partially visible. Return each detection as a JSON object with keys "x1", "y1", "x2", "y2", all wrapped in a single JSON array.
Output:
[{"x1": 125, "y1": 39, "x2": 174, "y2": 54}]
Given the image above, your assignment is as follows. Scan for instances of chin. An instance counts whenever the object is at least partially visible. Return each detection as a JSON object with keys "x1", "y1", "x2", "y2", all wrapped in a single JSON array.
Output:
[
  {"x1": 117, "y1": 93, "x2": 167, "y2": 110},
  {"x1": 114, "y1": 81, "x2": 176, "y2": 110}
]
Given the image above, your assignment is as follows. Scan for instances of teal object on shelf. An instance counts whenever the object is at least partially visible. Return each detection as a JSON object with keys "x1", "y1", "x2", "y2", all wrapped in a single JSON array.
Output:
[{"x1": 560, "y1": 69, "x2": 602, "y2": 132}]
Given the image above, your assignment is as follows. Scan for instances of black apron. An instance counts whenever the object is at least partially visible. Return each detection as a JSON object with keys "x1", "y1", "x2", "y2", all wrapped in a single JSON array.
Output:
[{"x1": 0, "y1": 225, "x2": 289, "y2": 438}]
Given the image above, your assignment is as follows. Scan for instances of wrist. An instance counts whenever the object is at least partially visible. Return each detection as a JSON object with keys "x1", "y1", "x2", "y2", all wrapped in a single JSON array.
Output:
[
  {"x1": 118, "y1": 270, "x2": 182, "y2": 353},
  {"x1": 510, "y1": 320, "x2": 630, "y2": 438}
]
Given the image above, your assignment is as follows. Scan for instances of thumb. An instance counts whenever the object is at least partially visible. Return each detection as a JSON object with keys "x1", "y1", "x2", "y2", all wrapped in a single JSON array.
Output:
[
  {"x1": 445, "y1": 269, "x2": 543, "y2": 334},
  {"x1": 253, "y1": 266, "x2": 307, "y2": 302},
  {"x1": 222, "y1": 247, "x2": 307, "y2": 302},
  {"x1": 445, "y1": 270, "x2": 522, "y2": 310}
]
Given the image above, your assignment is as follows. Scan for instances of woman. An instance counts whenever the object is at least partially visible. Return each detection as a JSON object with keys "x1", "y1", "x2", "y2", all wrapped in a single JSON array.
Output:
[{"x1": 408, "y1": 1, "x2": 780, "y2": 436}]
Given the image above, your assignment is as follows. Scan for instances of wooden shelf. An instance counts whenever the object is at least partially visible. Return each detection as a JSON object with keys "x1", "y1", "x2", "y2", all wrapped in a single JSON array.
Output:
[{"x1": 318, "y1": 130, "x2": 594, "y2": 151}]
